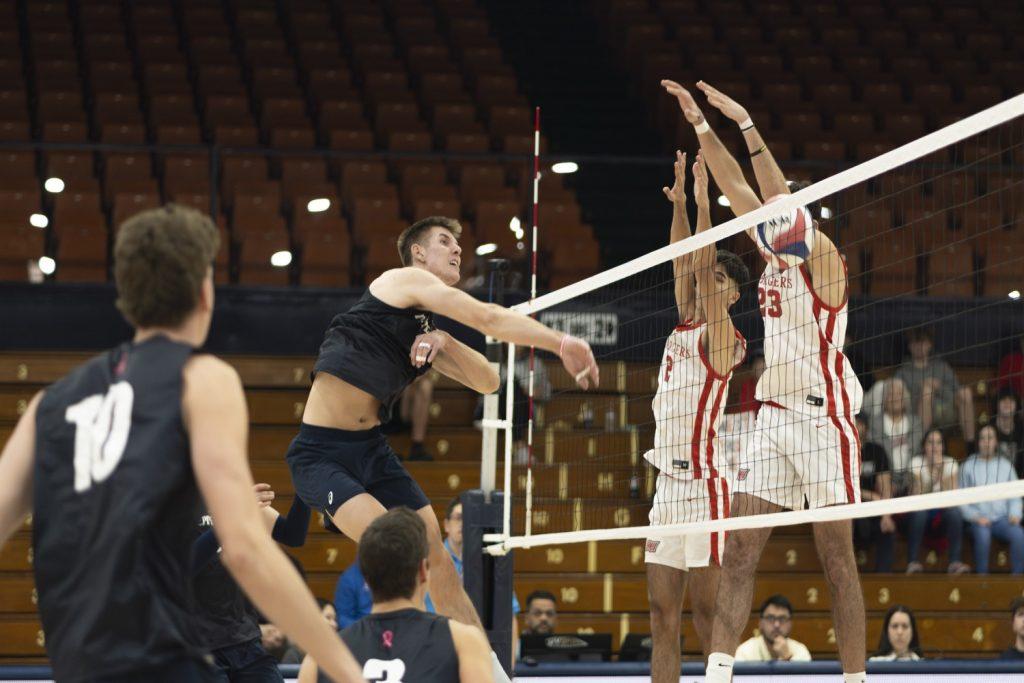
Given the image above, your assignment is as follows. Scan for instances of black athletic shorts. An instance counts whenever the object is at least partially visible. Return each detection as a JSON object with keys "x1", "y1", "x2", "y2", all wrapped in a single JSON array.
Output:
[
  {"x1": 285, "y1": 423, "x2": 430, "y2": 535},
  {"x1": 211, "y1": 638, "x2": 284, "y2": 683},
  {"x1": 96, "y1": 657, "x2": 219, "y2": 683}
]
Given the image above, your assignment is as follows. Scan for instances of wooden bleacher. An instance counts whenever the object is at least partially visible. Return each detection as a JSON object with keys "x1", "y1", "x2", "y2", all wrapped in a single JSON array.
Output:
[{"x1": 0, "y1": 351, "x2": 1019, "y2": 664}]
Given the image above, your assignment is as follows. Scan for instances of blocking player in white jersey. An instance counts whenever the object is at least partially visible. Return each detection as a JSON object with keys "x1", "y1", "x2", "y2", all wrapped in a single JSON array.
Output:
[
  {"x1": 645, "y1": 151, "x2": 748, "y2": 682},
  {"x1": 661, "y1": 80, "x2": 867, "y2": 683}
]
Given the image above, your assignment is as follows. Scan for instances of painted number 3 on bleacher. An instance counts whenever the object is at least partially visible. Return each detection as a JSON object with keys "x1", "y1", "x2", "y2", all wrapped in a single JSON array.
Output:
[
  {"x1": 363, "y1": 658, "x2": 406, "y2": 683},
  {"x1": 65, "y1": 382, "x2": 134, "y2": 493}
]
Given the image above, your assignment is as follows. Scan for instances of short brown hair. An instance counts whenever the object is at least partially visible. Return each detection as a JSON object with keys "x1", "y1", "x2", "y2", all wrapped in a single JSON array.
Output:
[
  {"x1": 1010, "y1": 596, "x2": 1024, "y2": 616},
  {"x1": 358, "y1": 507, "x2": 429, "y2": 602},
  {"x1": 114, "y1": 204, "x2": 219, "y2": 328},
  {"x1": 396, "y1": 216, "x2": 462, "y2": 266}
]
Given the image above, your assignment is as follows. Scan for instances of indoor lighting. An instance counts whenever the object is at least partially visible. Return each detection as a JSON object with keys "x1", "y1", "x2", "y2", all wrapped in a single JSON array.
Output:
[
  {"x1": 44, "y1": 177, "x2": 65, "y2": 193},
  {"x1": 29, "y1": 213, "x2": 48, "y2": 228},
  {"x1": 551, "y1": 161, "x2": 579, "y2": 174},
  {"x1": 38, "y1": 257, "x2": 56, "y2": 275},
  {"x1": 509, "y1": 216, "x2": 521, "y2": 232},
  {"x1": 1009, "y1": 290, "x2": 1021, "y2": 300},
  {"x1": 820, "y1": 206, "x2": 833, "y2": 219},
  {"x1": 307, "y1": 197, "x2": 331, "y2": 213},
  {"x1": 717, "y1": 194, "x2": 731, "y2": 207},
  {"x1": 270, "y1": 250, "x2": 292, "y2": 267},
  {"x1": 475, "y1": 243, "x2": 497, "y2": 256}
]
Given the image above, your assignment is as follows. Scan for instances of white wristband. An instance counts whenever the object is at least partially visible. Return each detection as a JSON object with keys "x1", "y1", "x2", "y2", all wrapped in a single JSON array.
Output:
[
  {"x1": 738, "y1": 117, "x2": 754, "y2": 130},
  {"x1": 693, "y1": 119, "x2": 710, "y2": 134}
]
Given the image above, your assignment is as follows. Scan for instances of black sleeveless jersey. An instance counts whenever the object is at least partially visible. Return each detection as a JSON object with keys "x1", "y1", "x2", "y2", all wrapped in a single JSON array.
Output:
[
  {"x1": 312, "y1": 289, "x2": 435, "y2": 423},
  {"x1": 32, "y1": 336, "x2": 207, "y2": 682},
  {"x1": 191, "y1": 513, "x2": 260, "y2": 651},
  {"x1": 338, "y1": 608, "x2": 459, "y2": 683}
]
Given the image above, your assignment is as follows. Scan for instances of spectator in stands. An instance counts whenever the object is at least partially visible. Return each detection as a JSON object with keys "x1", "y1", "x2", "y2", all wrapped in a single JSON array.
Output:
[
  {"x1": 997, "y1": 336, "x2": 1024, "y2": 404},
  {"x1": 869, "y1": 605, "x2": 922, "y2": 661},
  {"x1": 426, "y1": 496, "x2": 520, "y2": 615},
  {"x1": 869, "y1": 378, "x2": 921, "y2": 494},
  {"x1": 521, "y1": 591, "x2": 558, "y2": 636},
  {"x1": 895, "y1": 326, "x2": 975, "y2": 449},
  {"x1": 398, "y1": 374, "x2": 435, "y2": 461},
  {"x1": 735, "y1": 352, "x2": 765, "y2": 415},
  {"x1": 960, "y1": 424, "x2": 1024, "y2": 575},
  {"x1": 334, "y1": 561, "x2": 373, "y2": 628},
  {"x1": 734, "y1": 595, "x2": 811, "y2": 662},
  {"x1": 499, "y1": 347, "x2": 552, "y2": 465},
  {"x1": 999, "y1": 597, "x2": 1024, "y2": 660},
  {"x1": 853, "y1": 414, "x2": 896, "y2": 572},
  {"x1": 907, "y1": 428, "x2": 969, "y2": 574},
  {"x1": 990, "y1": 387, "x2": 1023, "y2": 479}
]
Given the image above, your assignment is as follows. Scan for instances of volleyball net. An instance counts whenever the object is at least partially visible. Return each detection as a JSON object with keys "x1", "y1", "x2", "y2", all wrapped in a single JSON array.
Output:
[{"x1": 486, "y1": 93, "x2": 1024, "y2": 555}]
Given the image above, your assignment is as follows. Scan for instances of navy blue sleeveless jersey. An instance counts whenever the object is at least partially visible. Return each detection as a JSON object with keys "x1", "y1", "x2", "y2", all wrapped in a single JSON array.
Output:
[
  {"x1": 312, "y1": 289, "x2": 435, "y2": 423},
  {"x1": 32, "y1": 336, "x2": 208, "y2": 682},
  {"x1": 339, "y1": 608, "x2": 459, "y2": 683}
]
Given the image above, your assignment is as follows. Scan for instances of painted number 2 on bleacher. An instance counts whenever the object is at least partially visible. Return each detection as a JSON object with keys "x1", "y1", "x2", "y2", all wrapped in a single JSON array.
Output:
[
  {"x1": 363, "y1": 658, "x2": 406, "y2": 683},
  {"x1": 65, "y1": 382, "x2": 134, "y2": 493}
]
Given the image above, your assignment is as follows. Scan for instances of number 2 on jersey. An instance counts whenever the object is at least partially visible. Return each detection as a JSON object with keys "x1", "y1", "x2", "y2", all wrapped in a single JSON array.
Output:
[
  {"x1": 363, "y1": 658, "x2": 406, "y2": 683},
  {"x1": 758, "y1": 287, "x2": 783, "y2": 318},
  {"x1": 65, "y1": 382, "x2": 134, "y2": 493}
]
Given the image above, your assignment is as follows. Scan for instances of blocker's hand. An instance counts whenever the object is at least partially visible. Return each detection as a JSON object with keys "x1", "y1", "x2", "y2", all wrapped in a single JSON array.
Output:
[
  {"x1": 410, "y1": 330, "x2": 449, "y2": 368},
  {"x1": 559, "y1": 335, "x2": 600, "y2": 390},
  {"x1": 692, "y1": 152, "x2": 710, "y2": 211},
  {"x1": 697, "y1": 81, "x2": 749, "y2": 125},
  {"x1": 254, "y1": 483, "x2": 275, "y2": 508},
  {"x1": 662, "y1": 150, "x2": 688, "y2": 205},
  {"x1": 661, "y1": 80, "x2": 704, "y2": 125}
]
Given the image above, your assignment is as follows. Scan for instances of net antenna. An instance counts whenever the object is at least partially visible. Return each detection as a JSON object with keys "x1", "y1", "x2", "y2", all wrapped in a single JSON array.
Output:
[
  {"x1": 524, "y1": 106, "x2": 541, "y2": 540},
  {"x1": 484, "y1": 93, "x2": 1024, "y2": 556}
]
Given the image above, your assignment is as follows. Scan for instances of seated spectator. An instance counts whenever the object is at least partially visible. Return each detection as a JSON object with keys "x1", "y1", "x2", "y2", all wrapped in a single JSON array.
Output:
[
  {"x1": 907, "y1": 428, "x2": 968, "y2": 574},
  {"x1": 399, "y1": 374, "x2": 436, "y2": 461},
  {"x1": 895, "y1": 326, "x2": 975, "y2": 448},
  {"x1": 960, "y1": 424, "x2": 1024, "y2": 575},
  {"x1": 522, "y1": 591, "x2": 558, "y2": 636},
  {"x1": 869, "y1": 378, "x2": 921, "y2": 492},
  {"x1": 853, "y1": 414, "x2": 896, "y2": 572},
  {"x1": 298, "y1": 508, "x2": 494, "y2": 683},
  {"x1": 997, "y1": 336, "x2": 1024, "y2": 403},
  {"x1": 334, "y1": 561, "x2": 373, "y2": 628},
  {"x1": 999, "y1": 597, "x2": 1024, "y2": 660},
  {"x1": 734, "y1": 595, "x2": 811, "y2": 662},
  {"x1": 991, "y1": 387, "x2": 1023, "y2": 478},
  {"x1": 869, "y1": 605, "x2": 923, "y2": 661}
]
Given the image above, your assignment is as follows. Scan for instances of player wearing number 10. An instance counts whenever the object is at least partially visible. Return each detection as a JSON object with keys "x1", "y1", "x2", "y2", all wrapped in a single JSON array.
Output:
[
  {"x1": 0, "y1": 205, "x2": 362, "y2": 683},
  {"x1": 662, "y1": 81, "x2": 866, "y2": 682}
]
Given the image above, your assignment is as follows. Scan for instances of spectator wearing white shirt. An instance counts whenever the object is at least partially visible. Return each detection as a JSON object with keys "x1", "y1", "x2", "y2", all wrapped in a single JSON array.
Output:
[
  {"x1": 734, "y1": 595, "x2": 811, "y2": 662},
  {"x1": 905, "y1": 428, "x2": 968, "y2": 574}
]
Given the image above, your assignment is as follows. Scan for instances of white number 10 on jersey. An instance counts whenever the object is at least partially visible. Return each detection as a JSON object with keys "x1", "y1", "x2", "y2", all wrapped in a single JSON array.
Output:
[{"x1": 65, "y1": 382, "x2": 135, "y2": 493}]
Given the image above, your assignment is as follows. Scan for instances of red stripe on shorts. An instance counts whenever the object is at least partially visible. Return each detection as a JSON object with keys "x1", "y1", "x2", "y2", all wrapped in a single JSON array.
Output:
[{"x1": 707, "y1": 478, "x2": 721, "y2": 567}]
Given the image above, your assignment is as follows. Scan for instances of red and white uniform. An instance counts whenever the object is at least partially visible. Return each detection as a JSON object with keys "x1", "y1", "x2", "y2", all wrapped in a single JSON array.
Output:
[
  {"x1": 644, "y1": 320, "x2": 745, "y2": 571},
  {"x1": 736, "y1": 262, "x2": 864, "y2": 509}
]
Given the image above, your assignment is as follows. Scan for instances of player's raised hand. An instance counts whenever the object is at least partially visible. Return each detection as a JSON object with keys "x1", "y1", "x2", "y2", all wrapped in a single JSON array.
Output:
[
  {"x1": 662, "y1": 150, "x2": 688, "y2": 205},
  {"x1": 692, "y1": 152, "x2": 710, "y2": 210},
  {"x1": 660, "y1": 80, "x2": 703, "y2": 125},
  {"x1": 410, "y1": 330, "x2": 448, "y2": 368},
  {"x1": 696, "y1": 81, "x2": 749, "y2": 125},
  {"x1": 254, "y1": 483, "x2": 275, "y2": 508},
  {"x1": 559, "y1": 335, "x2": 599, "y2": 390}
]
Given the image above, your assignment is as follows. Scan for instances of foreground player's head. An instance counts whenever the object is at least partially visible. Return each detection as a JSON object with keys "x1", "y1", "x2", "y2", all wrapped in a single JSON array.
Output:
[
  {"x1": 397, "y1": 216, "x2": 463, "y2": 286},
  {"x1": 114, "y1": 204, "x2": 220, "y2": 347},
  {"x1": 359, "y1": 507, "x2": 430, "y2": 605},
  {"x1": 704, "y1": 248, "x2": 749, "y2": 309}
]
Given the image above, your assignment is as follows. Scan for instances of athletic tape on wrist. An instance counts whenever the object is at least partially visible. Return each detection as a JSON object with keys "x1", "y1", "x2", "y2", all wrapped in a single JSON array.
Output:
[
  {"x1": 738, "y1": 117, "x2": 754, "y2": 130},
  {"x1": 693, "y1": 119, "x2": 710, "y2": 134}
]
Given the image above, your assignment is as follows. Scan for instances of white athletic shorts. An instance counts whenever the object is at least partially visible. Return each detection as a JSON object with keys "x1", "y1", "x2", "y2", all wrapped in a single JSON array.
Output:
[
  {"x1": 645, "y1": 474, "x2": 730, "y2": 571},
  {"x1": 733, "y1": 403, "x2": 862, "y2": 510}
]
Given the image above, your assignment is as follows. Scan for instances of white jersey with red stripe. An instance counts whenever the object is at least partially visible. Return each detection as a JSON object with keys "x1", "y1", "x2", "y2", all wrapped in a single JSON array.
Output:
[
  {"x1": 754, "y1": 262, "x2": 863, "y2": 417},
  {"x1": 644, "y1": 321, "x2": 746, "y2": 479}
]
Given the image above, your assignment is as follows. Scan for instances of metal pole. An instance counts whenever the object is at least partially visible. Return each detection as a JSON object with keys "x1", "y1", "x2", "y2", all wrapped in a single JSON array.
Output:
[{"x1": 479, "y1": 258, "x2": 508, "y2": 500}]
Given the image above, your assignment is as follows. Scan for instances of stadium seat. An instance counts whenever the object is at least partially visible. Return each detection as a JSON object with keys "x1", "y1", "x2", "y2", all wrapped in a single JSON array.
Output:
[
  {"x1": 103, "y1": 154, "x2": 156, "y2": 202},
  {"x1": 0, "y1": 153, "x2": 38, "y2": 192},
  {"x1": 112, "y1": 193, "x2": 161, "y2": 228}
]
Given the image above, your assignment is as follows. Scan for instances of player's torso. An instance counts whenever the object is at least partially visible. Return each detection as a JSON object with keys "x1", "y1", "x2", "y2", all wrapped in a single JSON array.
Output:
[
  {"x1": 313, "y1": 289, "x2": 434, "y2": 422},
  {"x1": 756, "y1": 263, "x2": 863, "y2": 416},
  {"x1": 32, "y1": 336, "x2": 204, "y2": 679},
  {"x1": 647, "y1": 322, "x2": 743, "y2": 479},
  {"x1": 340, "y1": 609, "x2": 459, "y2": 683}
]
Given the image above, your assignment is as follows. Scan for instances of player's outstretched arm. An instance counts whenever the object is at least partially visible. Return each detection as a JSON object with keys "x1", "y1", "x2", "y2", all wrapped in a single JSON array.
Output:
[
  {"x1": 697, "y1": 81, "x2": 790, "y2": 201},
  {"x1": 664, "y1": 149, "x2": 697, "y2": 324},
  {"x1": 409, "y1": 330, "x2": 500, "y2": 395},
  {"x1": 183, "y1": 355, "x2": 364, "y2": 683},
  {"x1": 661, "y1": 79, "x2": 761, "y2": 219},
  {"x1": 450, "y1": 620, "x2": 496, "y2": 683},
  {"x1": 372, "y1": 271, "x2": 599, "y2": 390},
  {"x1": 0, "y1": 392, "x2": 41, "y2": 549},
  {"x1": 691, "y1": 154, "x2": 738, "y2": 377}
]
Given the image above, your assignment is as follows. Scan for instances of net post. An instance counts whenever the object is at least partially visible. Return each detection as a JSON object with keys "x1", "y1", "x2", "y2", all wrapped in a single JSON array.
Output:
[
  {"x1": 460, "y1": 489, "x2": 514, "y2": 676},
  {"x1": 503, "y1": 341, "x2": 516, "y2": 542},
  {"x1": 479, "y1": 258, "x2": 509, "y2": 499}
]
